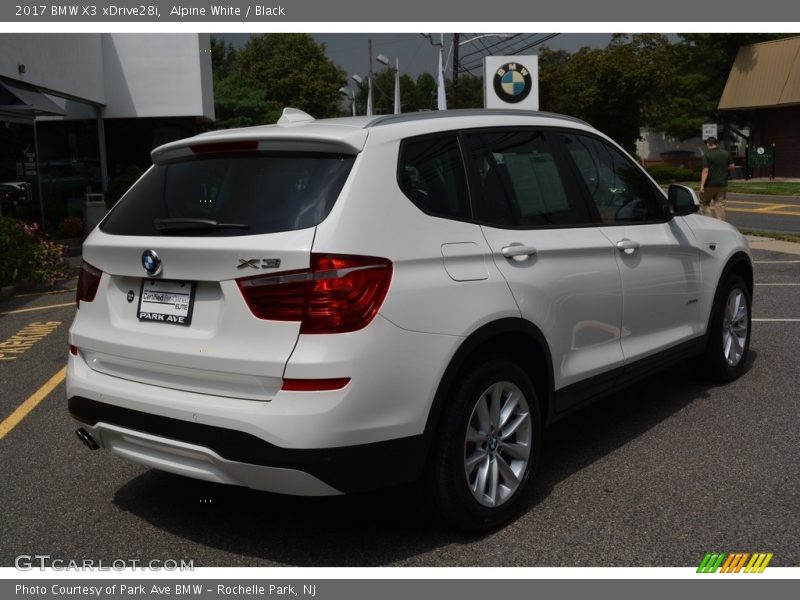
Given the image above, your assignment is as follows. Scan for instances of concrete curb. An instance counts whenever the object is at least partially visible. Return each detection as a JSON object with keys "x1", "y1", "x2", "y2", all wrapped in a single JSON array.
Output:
[{"x1": 745, "y1": 235, "x2": 800, "y2": 256}]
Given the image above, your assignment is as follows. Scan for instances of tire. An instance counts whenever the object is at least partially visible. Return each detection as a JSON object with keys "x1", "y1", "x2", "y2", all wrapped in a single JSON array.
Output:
[
  {"x1": 699, "y1": 274, "x2": 752, "y2": 382},
  {"x1": 426, "y1": 358, "x2": 541, "y2": 531}
]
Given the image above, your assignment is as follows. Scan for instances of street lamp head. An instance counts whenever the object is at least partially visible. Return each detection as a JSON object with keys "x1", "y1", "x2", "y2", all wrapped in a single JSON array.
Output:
[
  {"x1": 351, "y1": 74, "x2": 363, "y2": 84},
  {"x1": 339, "y1": 87, "x2": 350, "y2": 96},
  {"x1": 375, "y1": 54, "x2": 390, "y2": 66}
]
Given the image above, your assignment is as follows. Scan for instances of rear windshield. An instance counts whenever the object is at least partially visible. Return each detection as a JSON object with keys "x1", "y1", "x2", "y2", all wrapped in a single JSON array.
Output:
[{"x1": 100, "y1": 152, "x2": 355, "y2": 236}]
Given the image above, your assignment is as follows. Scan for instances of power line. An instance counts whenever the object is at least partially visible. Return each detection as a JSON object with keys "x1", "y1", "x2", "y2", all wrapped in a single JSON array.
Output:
[{"x1": 458, "y1": 33, "x2": 561, "y2": 75}]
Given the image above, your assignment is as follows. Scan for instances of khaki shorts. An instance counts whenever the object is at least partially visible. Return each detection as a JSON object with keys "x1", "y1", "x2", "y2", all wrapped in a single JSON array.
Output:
[
  {"x1": 701, "y1": 187, "x2": 727, "y2": 214},
  {"x1": 702, "y1": 187, "x2": 727, "y2": 206}
]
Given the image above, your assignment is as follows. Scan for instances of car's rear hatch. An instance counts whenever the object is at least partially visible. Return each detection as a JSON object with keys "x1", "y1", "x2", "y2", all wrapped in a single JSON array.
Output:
[{"x1": 71, "y1": 122, "x2": 367, "y2": 401}]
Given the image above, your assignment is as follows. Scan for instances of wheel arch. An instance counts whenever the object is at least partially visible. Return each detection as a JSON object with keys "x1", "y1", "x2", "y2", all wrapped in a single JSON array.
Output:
[
  {"x1": 721, "y1": 251, "x2": 754, "y2": 298},
  {"x1": 705, "y1": 250, "x2": 754, "y2": 330},
  {"x1": 423, "y1": 318, "x2": 555, "y2": 451}
]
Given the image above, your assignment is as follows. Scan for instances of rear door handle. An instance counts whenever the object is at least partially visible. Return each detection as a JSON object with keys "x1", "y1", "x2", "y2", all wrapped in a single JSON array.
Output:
[
  {"x1": 615, "y1": 238, "x2": 641, "y2": 255},
  {"x1": 501, "y1": 244, "x2": 537, "y2": 261}
]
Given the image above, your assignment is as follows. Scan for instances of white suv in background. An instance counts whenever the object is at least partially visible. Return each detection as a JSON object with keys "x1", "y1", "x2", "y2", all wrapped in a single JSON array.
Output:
[{"x1": 68, "y1": 109, "x2": 752, "y2": 529}]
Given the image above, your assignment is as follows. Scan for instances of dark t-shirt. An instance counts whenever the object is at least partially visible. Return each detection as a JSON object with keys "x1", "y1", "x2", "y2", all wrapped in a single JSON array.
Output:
[{"x1": 703, "y1": 148, "x2": 732, "y2": 187}]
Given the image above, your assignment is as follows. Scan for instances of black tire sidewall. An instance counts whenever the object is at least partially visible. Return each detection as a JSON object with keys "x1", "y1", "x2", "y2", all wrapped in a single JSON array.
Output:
[
  {"x1": 429, "y1": 357, "x2": 541, "y2": 530},
  {"x1": 705, "y1": 274, "x2": 752, "y2": 381}
]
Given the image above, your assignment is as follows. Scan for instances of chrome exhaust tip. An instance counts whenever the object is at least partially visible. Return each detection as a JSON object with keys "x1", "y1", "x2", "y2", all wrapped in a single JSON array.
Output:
[{"x1": 75, "y1": 428, "x2": 100, "y2": 450}]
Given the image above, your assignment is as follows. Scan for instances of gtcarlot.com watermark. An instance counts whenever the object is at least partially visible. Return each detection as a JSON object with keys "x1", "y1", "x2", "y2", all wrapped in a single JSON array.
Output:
[{"x1": 15, "y1": 554, "x2": 194, "y2": 571}]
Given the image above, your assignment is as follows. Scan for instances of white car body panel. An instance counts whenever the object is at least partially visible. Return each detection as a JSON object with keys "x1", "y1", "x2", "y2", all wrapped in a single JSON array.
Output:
[{"x1": 479, "y1": 225, "x2": 625, "y2": 390}]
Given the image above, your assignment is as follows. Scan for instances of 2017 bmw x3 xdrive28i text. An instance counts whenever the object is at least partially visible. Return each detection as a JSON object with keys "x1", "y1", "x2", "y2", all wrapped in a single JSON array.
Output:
[{"x1": 68, "y1": 109, "x2": 752, "y2": 529}]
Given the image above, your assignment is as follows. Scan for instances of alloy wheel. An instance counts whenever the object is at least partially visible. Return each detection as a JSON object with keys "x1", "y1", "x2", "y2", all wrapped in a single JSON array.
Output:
[{"x1": 464, "y1": 381, "x2": 532, "y2": 508}]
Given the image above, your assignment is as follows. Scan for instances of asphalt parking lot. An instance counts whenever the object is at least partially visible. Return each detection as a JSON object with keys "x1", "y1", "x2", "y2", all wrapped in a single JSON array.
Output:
[{"x1": 0, "y1": 239, "x2": 798, "y2": 568}]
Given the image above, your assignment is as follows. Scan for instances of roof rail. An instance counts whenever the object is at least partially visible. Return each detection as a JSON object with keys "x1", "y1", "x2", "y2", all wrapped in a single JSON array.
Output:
[{"x1": 365, "y1": 109, "x2": 590, "y2": 128}]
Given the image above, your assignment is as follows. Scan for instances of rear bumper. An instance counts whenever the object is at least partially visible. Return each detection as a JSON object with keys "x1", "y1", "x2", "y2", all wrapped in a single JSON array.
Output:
[{"x1": 70, "y1": 396, "x2": 426, "y2": 495}]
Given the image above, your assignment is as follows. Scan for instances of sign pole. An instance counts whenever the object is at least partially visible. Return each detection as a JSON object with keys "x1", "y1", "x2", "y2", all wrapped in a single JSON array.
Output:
[
  {"x1": 771, "y1": 144, "x2": 776, "y2": 180},
  {"x1": 32, "y1": 118, "x2": 45, "y2": 229}
]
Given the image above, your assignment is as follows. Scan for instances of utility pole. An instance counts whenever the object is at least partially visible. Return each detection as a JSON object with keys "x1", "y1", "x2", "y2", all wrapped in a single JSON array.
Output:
[
  {"x1": 452, "y1": 33, "x2": 460, "y2": 109},
  {"x1": 367, "y1": 39, "x2": 373, "y2": 116},
  {"x1": 368, "y1": 38, "x2": 373, "y2": 83}
]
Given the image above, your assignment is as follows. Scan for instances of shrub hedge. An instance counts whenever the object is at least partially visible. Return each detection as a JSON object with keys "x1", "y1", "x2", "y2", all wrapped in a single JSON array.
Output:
[
  {"x1": 0, "y1": 217, "x2": 68, "y2": 288},
  {"x1": 646, "y1": 164, "x2": 697, "y2": 183}
]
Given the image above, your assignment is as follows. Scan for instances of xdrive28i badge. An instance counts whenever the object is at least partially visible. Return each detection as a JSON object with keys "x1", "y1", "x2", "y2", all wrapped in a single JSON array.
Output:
[
  {"x1": 141, "y1": 250, "x2": 162, "y2": 276},
  {"x1": 493, "y1": 62, "x2": 533, "y2": 104}
]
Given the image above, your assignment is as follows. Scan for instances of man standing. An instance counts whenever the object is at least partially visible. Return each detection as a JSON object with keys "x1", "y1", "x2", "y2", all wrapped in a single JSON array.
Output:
[{"x1": 699, "y1": 137, "x2": 735, "y2": 221}]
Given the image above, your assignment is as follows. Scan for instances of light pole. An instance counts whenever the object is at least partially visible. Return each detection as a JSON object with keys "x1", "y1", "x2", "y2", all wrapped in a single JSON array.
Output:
[
  {"x1": 339, "y1": 87, "x2": 355, "y2": 117},
  {"x1": 351, "y1": 74, "x2": 365, "y2": 116},
  {"x1": 376, "y1": 54, "x2": 401, "y2": 115}
]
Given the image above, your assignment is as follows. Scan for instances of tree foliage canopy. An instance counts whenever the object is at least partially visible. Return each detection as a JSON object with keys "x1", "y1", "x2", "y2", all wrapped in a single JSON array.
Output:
[
  {"x1": 210, "y1": 34, "x2": 346, "y2": 128},
  {"x1": 210, "y1": 33, "x2": 795, "y2": 150},
  {"x1": 539, "y1": 33, "x2": 792, "y2": 149}
]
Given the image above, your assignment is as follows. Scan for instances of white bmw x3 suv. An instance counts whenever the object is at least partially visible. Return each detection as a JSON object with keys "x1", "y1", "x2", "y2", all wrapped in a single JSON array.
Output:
[{"x1": 68, "y1": 109, "x2": 752, "y2": 529}]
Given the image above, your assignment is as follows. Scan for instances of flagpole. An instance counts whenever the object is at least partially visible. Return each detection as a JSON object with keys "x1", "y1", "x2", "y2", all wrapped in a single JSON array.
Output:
[
  {"x1": 437, "y1": 43, "x2": 447, "y2": 111},
  {"x1": 394, "y1": 57, "x2": 401, "y2": 114}
]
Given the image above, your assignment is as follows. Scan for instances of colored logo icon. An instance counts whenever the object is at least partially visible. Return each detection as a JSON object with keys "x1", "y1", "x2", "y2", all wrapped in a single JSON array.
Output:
[
  {"x1": 141, "y1": 249, "x2": 162, "y2": 276},
  {"x1": 697, "y1": 552, "x2": 773, "y2": 573},
  {"x1": 493, "y1": 63, "x2": 532, "y2": 104}
]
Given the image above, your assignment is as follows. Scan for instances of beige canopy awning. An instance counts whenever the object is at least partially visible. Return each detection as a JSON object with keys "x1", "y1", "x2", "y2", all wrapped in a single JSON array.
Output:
[{"x1": 718, "y1": 36, "x2": 800, "y2": 110}]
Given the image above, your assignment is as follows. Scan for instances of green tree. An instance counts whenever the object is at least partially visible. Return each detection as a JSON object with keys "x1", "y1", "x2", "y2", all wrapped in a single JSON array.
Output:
[
  {"x1": 538, "y1": 34, "x2": 673, "y2": 153},
  {"x1": 448, "y1": 74, "x2": 484, "y2": 109},
  {"x1": 235, "y1": 34, "x2": 346, "y2": 121},
  {"x1": 408, "y1": 73, "x2": 438, "y2": 112},
  {"x1": 209, "y1": 34, "x2": 347, "y2": 129},
  {"x1": 210, "y1": 36, "x2": 236, "y2": 80},
  {"x1": 538, "y1": 47, "x2": 572, "y2": 115},
  {"x1": 368, "y1": 68, "x2": 414, "y2": 115},
  {"x1": 650, "y1": 33, "x2": 792, "y2": 141}
]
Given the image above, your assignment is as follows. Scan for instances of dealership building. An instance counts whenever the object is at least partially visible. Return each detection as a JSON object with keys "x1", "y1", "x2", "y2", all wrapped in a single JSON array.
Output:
[
  {"x1": 0, "y1": 33, "x2": 214, "y2": 229},
  {"x1": 719, "y1": 35, "x2": 800, "y2": 178}
]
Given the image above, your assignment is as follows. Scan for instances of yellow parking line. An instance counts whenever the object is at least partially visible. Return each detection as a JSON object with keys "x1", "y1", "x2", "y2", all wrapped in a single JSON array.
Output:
[
  {"x1": 727, "y1": 208, "x2": 800, "y2": 217},
  {"x1": 0, "y1": 366, "x2": 66, "y2": 441},
  {"x1": 0, "y1": 302, "x2": 75, "y2": 315}
]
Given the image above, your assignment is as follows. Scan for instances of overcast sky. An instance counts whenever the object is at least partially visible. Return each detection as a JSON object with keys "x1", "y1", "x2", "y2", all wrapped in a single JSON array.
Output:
[{"x1": 214, "y1": 32, "x2": 633, "y2": 80}]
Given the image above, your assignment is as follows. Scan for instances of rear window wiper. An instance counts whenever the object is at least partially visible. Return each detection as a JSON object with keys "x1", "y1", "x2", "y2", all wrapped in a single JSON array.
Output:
[{"x1": 153, "y1": 218, "x2": 250, "y2": 232}]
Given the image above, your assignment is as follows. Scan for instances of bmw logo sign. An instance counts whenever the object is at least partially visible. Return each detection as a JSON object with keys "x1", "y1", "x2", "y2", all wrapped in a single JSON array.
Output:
[
  {"x1": 141, "y1": 250, "x2": 162, "y2": 276},
  {"x1": 493, "y1": 63, "x2": 533, "y2": 104}
]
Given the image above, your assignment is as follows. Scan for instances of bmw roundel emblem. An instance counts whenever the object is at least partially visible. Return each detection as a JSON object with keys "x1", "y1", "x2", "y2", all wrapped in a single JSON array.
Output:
[
  {"x1": 493, "y1": 62, "x2": 533, "y2": 104},
  {"x1": 141, "y1": 250, "x2": 162, "y2": 276}
]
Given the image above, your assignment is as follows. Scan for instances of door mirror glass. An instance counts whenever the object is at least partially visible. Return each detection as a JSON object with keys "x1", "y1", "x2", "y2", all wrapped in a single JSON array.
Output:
[{"x1": 667, "y1": 184, "x2": 700, "y2": 216}]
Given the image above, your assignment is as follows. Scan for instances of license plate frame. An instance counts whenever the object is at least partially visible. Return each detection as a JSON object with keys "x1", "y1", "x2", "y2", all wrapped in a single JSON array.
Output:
[{"x1": 137, "y1": 279, "x2": 196, "y2": 326}]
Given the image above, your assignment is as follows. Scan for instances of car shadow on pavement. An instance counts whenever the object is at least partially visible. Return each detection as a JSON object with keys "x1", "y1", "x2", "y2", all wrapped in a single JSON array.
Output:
[{"x1": 112, "y1": 352, "x2": 757, "y2": 566}]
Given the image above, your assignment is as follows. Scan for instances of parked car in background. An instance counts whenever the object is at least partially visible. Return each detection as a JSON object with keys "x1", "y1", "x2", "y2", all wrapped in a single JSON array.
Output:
[{"x1": 0, "y1": 182, "x2": 30, "y2": 217}]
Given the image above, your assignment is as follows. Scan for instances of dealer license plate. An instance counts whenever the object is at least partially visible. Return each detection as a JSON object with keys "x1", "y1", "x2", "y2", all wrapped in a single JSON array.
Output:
[{"x1": 137, "y1": 279, "x2": 195, "y2": 326}]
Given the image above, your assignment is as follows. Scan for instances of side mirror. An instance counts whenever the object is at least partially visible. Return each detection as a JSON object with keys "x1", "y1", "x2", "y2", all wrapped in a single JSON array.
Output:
[{"x1": 667, "y1": 184, "x2": 700, "y2": 217}]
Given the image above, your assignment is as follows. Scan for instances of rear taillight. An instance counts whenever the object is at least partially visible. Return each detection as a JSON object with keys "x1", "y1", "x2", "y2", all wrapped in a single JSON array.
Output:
[
  {"x1": 76, "y1": 260, "x2": 102, "y2": 308},
  {"x1": 237, "y1": 254, "x2": 392, "y2": 334}
]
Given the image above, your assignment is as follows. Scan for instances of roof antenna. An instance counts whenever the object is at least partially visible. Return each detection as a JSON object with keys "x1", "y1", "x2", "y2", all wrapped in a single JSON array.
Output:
[{"x1": 277, "y1": 107, "x2": 315, "y2": 125}]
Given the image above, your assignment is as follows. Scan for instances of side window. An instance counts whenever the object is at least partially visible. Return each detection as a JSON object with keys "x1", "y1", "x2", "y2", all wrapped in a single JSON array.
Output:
[
  {"x1": 398, "y1": 135, "x2": 470, "y2": 220},
  {"x1": 464, "y1": 129, "x2": 589, "y2": 228},
  {"x1": 561, "y1": 133, "x2": 665, "y2": 223}
]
